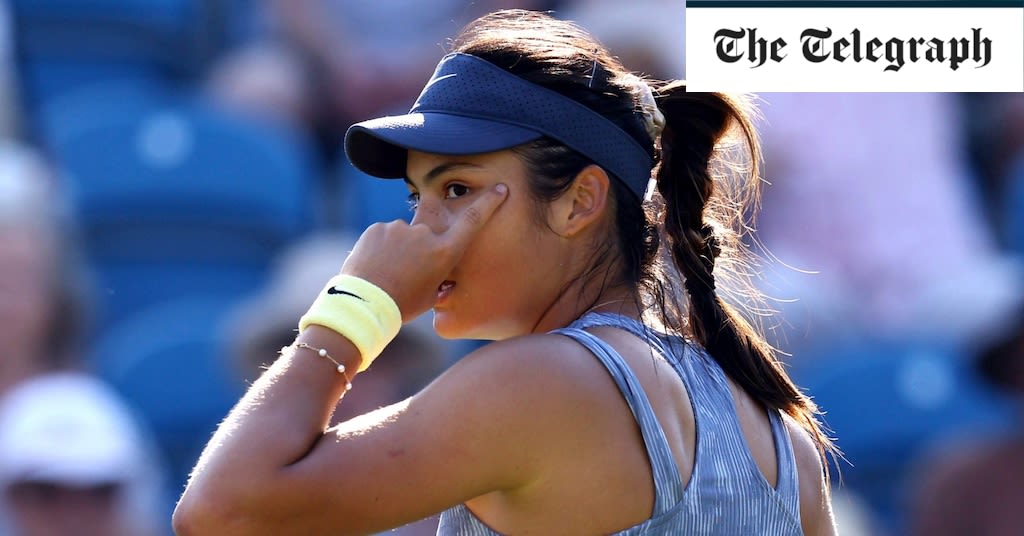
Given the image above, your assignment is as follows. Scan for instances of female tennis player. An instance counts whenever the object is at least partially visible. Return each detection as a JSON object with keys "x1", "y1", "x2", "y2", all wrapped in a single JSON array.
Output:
[{"x1": 174, "y1": 10, "x2": 837, "y2": 535}]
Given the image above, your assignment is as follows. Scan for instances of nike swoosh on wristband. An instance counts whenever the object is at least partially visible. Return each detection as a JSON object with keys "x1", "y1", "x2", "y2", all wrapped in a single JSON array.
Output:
[{"x1": 327, "y1": 287, "x2": 367, "y2": 301}]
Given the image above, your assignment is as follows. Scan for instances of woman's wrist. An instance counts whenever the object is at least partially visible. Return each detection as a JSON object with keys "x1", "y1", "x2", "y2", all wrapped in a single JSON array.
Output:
[
  {"x1": 291, "y1": 325, "x2": 364, "y2": 386},
  {"x1": 298, "y1": 274, "x2": 403, "y2": 373}
]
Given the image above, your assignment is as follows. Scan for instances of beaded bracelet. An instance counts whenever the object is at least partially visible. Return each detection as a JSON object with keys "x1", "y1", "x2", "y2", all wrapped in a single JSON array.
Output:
[{"x1": 291, "y1": 342, "x2": 352, "y2": 391}]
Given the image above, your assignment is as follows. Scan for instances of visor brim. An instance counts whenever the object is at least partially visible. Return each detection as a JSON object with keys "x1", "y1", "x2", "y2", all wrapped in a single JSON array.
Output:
[{"x1": 344, "y1": 112, "x2": 543, "y2": 179}]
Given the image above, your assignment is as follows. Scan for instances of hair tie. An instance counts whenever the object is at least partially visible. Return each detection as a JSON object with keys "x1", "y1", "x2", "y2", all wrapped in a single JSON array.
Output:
[
  {"x1": 625, "y1": 75, "x2": 666, "y2": 143},
  {"x1": 683, "y1": 223, "x2": 720, "y2": 296},
  {"x1": 684, "y1": 269, "x2": 716, "y2": 294},
  {"x1": 700, "y1": 224, "x2": 721, "y2": 268}
]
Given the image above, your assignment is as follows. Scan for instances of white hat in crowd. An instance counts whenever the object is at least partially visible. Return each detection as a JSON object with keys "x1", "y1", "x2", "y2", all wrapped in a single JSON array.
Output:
[{"x1": 0, "y1": 372, "x2": 147, "y2": 487}]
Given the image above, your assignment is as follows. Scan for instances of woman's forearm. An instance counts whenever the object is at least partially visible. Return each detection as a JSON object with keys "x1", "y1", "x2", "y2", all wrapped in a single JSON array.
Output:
[
  {"x1": 173, "y1": 189, "x2": 507, "y2": 534},
  {"x1": 173, "y1": 326, "x2": 362, "y2": 531}
]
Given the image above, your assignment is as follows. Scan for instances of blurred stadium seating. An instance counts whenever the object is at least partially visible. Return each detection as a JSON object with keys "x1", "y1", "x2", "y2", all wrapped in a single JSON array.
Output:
[
  {"x1": 789, "y1": 340, "x2": 1016, "y2": 534},
  {"x1": 1003, "y1": 153, "x2": 1024, "y2": 255},
  {"x1": 337, "y1": 162, "x2": 414, "y2": 232},
  {"x1": 36, "y1": 78, "x2": 321, "y2": 500},
  {"x1": 88, "y1": 294, "x2": 245, "y2": 496},
  {"x1": 45, "y1": 82, "x2": 319, "y2": 330},
  {"x1": 8, "y1": 0, "x2": 220, "y2": 124}
]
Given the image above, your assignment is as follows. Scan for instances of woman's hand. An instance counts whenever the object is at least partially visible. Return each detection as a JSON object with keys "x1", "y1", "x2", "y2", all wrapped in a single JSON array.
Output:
[{"x1": 340, "y1": 183, "x2": 508, "y2": 322}]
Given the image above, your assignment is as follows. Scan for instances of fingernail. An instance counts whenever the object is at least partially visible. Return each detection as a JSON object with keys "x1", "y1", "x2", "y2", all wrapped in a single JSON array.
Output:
[{"x1": 496, "y1": 184, "x2": 508, "y2": 194}]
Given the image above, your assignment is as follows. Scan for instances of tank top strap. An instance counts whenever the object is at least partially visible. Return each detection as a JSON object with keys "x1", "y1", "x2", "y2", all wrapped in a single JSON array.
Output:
[
  {"x1": 569, "y1": 312, "x2": 661, "y2": 344},
  {"x1": 767, "y1": 410, "x2": 801, "y2": 509},
  {"x1": 552, "y1": 320, "x2": 685, "y2": 515},
  {"x1": 573, "y1": 314, "x2": 802, "y2": 512}
]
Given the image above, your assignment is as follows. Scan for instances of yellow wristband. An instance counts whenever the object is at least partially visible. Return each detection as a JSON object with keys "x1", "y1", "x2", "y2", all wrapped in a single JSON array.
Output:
[{"x1": 298, "y1": 275, "x2": 402, "y2": 372}]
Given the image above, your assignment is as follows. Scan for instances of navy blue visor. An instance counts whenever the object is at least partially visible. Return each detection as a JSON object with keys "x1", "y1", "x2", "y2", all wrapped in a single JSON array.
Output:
[{"x1": 344, "y1": 53, "x2": 654, "y2": 199}]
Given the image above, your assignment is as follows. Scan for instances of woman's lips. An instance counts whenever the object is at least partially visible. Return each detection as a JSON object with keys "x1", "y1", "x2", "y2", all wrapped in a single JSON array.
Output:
[{"x1": 437, "y1": 280, "x2": 456, "y2": 303}]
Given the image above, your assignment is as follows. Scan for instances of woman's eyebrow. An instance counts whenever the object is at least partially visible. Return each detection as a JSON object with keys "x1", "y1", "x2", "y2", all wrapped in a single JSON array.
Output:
[{"x1": 404, "y1": 162, "x2": 483, "y2": 187}]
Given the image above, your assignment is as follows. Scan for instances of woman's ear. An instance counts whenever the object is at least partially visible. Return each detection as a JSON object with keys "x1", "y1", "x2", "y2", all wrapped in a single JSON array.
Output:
[{"x1": 548, "y1": 164, "x2": 611, "y2": 237}]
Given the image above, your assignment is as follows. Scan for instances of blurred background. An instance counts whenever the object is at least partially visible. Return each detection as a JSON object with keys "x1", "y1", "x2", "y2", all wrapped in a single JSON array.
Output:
[{"x1": 0, "y1": 0, "x2": 1019, "y2": 535}]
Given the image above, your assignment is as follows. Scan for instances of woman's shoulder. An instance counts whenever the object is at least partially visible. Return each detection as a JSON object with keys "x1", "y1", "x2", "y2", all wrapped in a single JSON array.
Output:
[
  {"x1": 780, "y1": 413, "x2": 823, "y2": 475},
  {"x1": 406, "y1": 333, "x2": 637, "y2": 487},
  {"x1": 423, "y1": 330, "x2": 656, "y2": 441},
  {"x1": 441, "y1": 332, "x2": 624, "y2": 401},
  {"x1": 431, "y1": 328, "x2": 683, "y2": 446}
]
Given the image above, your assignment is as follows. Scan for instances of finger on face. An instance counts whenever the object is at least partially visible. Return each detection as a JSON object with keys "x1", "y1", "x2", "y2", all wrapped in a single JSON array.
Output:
[{"x1": 445, "y1": 183, "x2": 508, "y2": 247}]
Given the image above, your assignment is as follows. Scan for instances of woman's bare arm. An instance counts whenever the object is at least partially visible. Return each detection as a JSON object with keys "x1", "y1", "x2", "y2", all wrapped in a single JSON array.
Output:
[
  {"x1": 173, "y1": 327, "x2": 575, "y2": 535},
  {"x1": 788, "y1": 417, "x2": 837, "y2": 536},
  {"x1": 172, "y1": 186, "x2": 565, "y2": 535}
]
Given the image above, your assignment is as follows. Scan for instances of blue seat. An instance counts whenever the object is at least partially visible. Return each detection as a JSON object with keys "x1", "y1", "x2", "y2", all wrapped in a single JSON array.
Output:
[
  {"x1": 1003, "y1": 153, "x2": 1024, "y2": 254},
  {"x1": 48, "y1": 85, "x2": 319, "y2": 328},
  {"x1": 37, "y1": 78, "x2": 179, "y2": 150},
  {"x1": 10, "y1": 0, "x2": 196, "y2": 30},
  {"x1": 788, "y1": 340, "x2": 1014, "y2": 534},
  {"x1": 9, "y1": 0, "x2": 211, "y2": 121},
  {"x1": 337, "y1": 162, "x2": 413, "y2": 232},
  {"x1": 89, "y1": 295, "x2": 246, "y2": 496}
]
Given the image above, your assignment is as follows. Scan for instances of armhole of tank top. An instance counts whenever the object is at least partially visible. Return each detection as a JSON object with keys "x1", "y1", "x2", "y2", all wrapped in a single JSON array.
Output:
[{"x1": 551, "y1": 326, "x2": 686, "y2": 513}]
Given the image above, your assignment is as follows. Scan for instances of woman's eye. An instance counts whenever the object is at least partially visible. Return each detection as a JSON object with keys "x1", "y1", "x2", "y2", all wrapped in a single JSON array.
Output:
[
  {"x1": 406, "y1": 192, "x2": 420, "y2": 212},
  {"x1": 445, "y1": 184, "x2": 469, "y2": 199}
]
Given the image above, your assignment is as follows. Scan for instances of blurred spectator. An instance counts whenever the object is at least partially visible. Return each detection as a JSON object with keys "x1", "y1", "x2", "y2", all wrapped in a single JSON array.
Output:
[
  {"x1": 223, "y1": 232, "x2": 455, "y2": 534},
  {"x1": 961, "y1": 93, "x2": 1024, "y2": 243},
  {"x1": 204, "y1": 41, "x2": 313, "y2": 131},
  {"x1": 908, "y1": 309, "x2": 1024, "y2": 536},
  {"x1": 562, "y1": 0, "x2": 685, "y2": 80},
  {"x1": 0, "y1": 372, "x2": 167, "y2": 536},
  {"x1": 752, "y1": 93, "x2": 1024, "y2": 535},
  {"x1": 0, "y1": 141, "x2": 89, "y2": 395},
  {"x1": 205, "y1": 2, "x2": 677, "y2": 231},
  {"x1": 754, "y1": 93, "x2": 1023, "y2": 352},
  {"x1": 258, "y1": 0, "x2": 562, "y2": 122},
  {"x1": 204, "y1": 1, "x2": 562, "y2": 168}
]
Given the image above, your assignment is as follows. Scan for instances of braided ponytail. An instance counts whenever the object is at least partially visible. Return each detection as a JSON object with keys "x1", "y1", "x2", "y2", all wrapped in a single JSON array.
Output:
[{"x1": 652, "y1": 82, "x2": 836, "y2": 468}]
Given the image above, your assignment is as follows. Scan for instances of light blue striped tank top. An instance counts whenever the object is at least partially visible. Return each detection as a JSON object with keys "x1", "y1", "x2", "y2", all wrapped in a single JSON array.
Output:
[{"x1": 437, "y1": 312, "x2": 802, "y2": 535}]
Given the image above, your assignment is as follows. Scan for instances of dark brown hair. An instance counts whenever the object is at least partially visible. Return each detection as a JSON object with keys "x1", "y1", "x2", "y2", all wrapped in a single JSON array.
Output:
[{"x1": 452, "y1": 10, "x2": 837, "y2": 470}]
